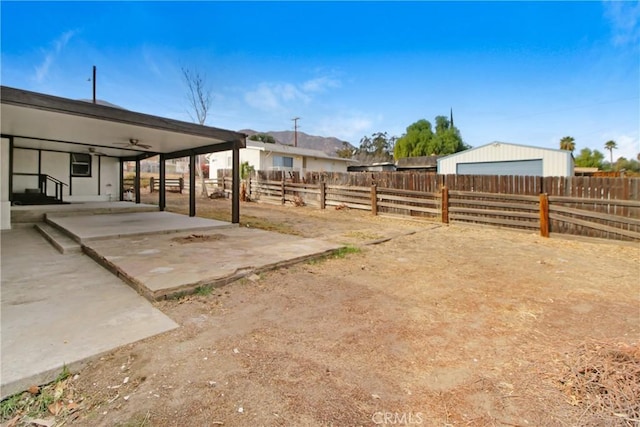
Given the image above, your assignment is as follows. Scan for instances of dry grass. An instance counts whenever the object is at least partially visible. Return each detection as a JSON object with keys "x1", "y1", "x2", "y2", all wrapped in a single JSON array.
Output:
[{"x1": 557, "y1": 340, "x2": 640, "y2": 426}]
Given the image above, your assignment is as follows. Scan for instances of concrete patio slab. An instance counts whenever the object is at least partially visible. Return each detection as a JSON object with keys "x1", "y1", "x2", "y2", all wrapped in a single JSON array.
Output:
[
  {"x1": 11, "y1": 201, "x2": 158, "y2": 223},
  {"x1": 47, "y1": 211, "x2": 234, "y2": 243},
  {"x1": 83, "y1": 227, "x2": 342, "y2": 300},
  {"x1": 0, "y1": 228, "x2": 178, "y2": 400}
]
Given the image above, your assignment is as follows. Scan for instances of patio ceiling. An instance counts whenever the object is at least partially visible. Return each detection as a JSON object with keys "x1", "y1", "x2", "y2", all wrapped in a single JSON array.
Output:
[{"x1": 0, "y1": 86, "x2": 246, "y2": 159}]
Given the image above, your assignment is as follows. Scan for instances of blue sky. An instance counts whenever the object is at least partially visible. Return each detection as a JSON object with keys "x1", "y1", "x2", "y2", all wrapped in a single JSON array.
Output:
[{"x1": 2, "y1": 1, "x2": 639, "y2": 160}]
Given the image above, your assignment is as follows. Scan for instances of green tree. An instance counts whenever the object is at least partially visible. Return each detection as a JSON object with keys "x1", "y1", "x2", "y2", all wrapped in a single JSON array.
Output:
[
  {"x1": 394, "y1": 119, "x2": 434, "y2": 159},
  {"x1": 559, "y1": 136, "x2": 575, "y2": 152},
  {"x1": 354, "y1": 132, "x2": 395, "y2": 163},
  {"x1": 604, "y1": 140, "x2": 617, "y2": 166},
  {"x1": 394, "y1": 116, "x2": 467, "y2": 159},
  {"x1": 336, "y1": 141, "x2": 355, "y2": 159},
  {"x1": 614, "y1": 157, "x2": 640, "y2": 173},
  {"x1": 249, "y1": 133, "x2": 277, "y2": 144},
  {"x1": 574, "y1": 148, "x2": 605, "y2": 168},
  {"x1": 240, "y1": 161, "x2": 255, "y2": 179}
]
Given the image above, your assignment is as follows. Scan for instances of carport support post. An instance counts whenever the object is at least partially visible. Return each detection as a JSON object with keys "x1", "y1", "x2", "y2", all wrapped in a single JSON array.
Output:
[
  {"x1": 540, "y1": 193, "x2": 549, "y2": 238},
  {"x1": 119, "y1": 159, "x2": 124, "y2": 201},
  {"x1": 135, "y1": 158, "x2": 141, "y2": 204},
  {"x1": 231, "y1": 141, "x2": 240, "y2": 224},
  {"x1": 189, "y1": 153, "x2": 196, "y2": 217},
  {"x1": 159, "y1": 154, "x2": 166, "y2": 211}
]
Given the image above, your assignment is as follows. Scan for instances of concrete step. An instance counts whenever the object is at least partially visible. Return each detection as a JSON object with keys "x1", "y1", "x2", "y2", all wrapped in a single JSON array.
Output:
[{"x1": 34, "y1": 223, "x2": 83, "y2": 255}]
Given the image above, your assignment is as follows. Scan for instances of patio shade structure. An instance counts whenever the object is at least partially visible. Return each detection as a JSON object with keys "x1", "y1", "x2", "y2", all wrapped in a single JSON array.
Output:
[{"x1": 0, "y1": 86, "x2": 246, "y2": 222}]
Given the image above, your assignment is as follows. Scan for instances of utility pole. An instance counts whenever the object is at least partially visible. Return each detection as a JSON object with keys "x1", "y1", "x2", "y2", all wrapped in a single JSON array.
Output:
[
  {"x1": 292, "y1": 117, "x2": 301, "y2": 147},
  {"x1": 92, "y1": 65, "x2": 97, "y2": 104}
]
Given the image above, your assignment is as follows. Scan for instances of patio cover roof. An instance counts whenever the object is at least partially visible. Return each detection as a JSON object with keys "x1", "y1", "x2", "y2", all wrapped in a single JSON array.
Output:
[{"x1": 0, "y1": 86, "x2": 246, "y2": 159}]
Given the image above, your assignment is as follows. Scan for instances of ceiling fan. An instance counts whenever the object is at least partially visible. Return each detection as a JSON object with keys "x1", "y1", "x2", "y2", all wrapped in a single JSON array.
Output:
[
  {"x1": 113, "y1": 138, "x2": 153, "y2": 150},
  {"x1": 86, "y1": 147, "x2": 107, "y2": 156}
]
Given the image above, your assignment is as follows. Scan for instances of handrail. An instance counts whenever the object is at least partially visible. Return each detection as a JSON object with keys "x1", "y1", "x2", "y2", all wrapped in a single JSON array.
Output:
[
  {"x1": 12, "y1": 173, "x2": 68, "y2": 203},
  {"x1": 13, "y1": 172, "x2": 69, "y2": 186},
  {"x1": 42, "y1": 174, "x2": 69, "y2": 187}
]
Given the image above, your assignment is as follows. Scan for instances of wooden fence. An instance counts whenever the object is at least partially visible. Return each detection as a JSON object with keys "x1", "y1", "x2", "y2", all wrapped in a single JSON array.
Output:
[
  {"x1": 242, "y1": 171, "x2": 640, "y2": 242},
  {"x1": 123, "y1": 171, "x2": 639, "y2": 242}
]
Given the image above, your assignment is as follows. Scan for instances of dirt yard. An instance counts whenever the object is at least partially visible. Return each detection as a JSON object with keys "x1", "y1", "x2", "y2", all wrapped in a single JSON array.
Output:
[{"x1": 10, "y1": 194, "x2": 640, "y2": 426}]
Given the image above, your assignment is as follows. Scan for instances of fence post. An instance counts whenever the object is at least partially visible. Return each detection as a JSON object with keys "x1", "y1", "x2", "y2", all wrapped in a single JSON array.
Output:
[
  {"x1": 281, "y1": 174, "x2": 286, "y2": 205},
  {"x1": 150, "y1": 177, "x2": 155, "y2": 193},
  {"x1": 441, "y1": 186, "x2": 449, "y2": 223},
  {"x1": 320, "y1": 181, "x2": 326, "y2": 210},
  {"x1": 539, "y1": 193, "x2": 549, "y2": 237},
  {"x1": 371, "y1": 184, "x2": 378, "y2": 216}
]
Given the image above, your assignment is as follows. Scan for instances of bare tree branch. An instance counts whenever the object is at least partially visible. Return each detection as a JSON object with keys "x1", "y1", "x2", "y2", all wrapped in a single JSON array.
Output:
[
  {"x1": 182, "y1": 67, "x2": 212, "y2": 125},
  {"x1": 182, "y1": 67, "x2": 213, "y2": 196}
]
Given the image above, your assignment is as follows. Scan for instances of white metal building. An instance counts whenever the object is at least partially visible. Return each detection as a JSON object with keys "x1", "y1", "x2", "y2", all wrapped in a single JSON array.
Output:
[{"x1": 437, "y1": 142, "x2": 574, "y2": 177}]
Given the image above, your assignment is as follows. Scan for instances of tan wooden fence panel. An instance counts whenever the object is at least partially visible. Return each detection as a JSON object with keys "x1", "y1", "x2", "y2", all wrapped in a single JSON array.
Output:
[
  {"x1": 240, "y1": 171, "x2": 640, "y2": 242},
  {"x1": 448, "y1": 190, "x2": 540, "y2": 230}
]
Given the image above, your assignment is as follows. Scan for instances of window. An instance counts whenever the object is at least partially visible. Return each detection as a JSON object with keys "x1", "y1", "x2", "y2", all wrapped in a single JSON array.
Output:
[
  {"x1": 71, "y1": 153, "x2": 91, "y2": 177},
  {"x1": 273, "y1": 156, "x2": 293, "y2": 168}
]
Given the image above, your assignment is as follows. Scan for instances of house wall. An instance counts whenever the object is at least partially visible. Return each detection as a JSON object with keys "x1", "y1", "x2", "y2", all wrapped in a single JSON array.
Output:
[
  {"x1": 209, "y1": 148, "x2": 350, "y2": 178},
  {"x1": 12, "y1": 148, "x2": 39, "y2": 193},
  {"x1": 100, "y1": 157, "x2": 119, "y2": 201},
  {"x1": 10, "y1": 142, "x2": 120, "y2": 202},
  {"x1": 41, "y1": 151, "x2": 71, "y2": 197},
  {"x1": 1, "y1": 137, "x2": 10, "y2": 229},
  {"x1": 208, "y1": 150, "x2": 232, "y2": 179},
  {"x1": 438, "y1": 143, "x2": 574, "y2": 177},
  {"x1": 208, "y1": 149, "x2": 261, "y2": 179},
  {"x1": 305, "y1": 157, "x2": 348, "y2": 173},
  {"x1": 67, "y1": 155, "x2": 119, "y2": 202}
]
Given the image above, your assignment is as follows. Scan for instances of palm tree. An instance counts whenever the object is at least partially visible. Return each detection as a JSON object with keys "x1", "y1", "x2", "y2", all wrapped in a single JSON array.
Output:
[
  {"x1": 604, "y1": 140, "x2": 617, "y2": 167},
  {"x1": 560, "y1": 136, "x2": 575, "y2": 152}
]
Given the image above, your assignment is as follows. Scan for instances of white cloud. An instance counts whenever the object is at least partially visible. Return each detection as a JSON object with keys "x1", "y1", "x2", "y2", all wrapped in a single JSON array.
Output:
[
  {"x1": 314, "y1": 114, "x2": 373, "y2": 142},
  {"x1": 244, "y1": 75, "x2": 340, "y2": 112},
  {"x1": 34, "y1": 30, "x2": 77, "y2": 83},
  {"x1": 599, "y1": 132, "x2": 639, "y2": 161},
  {"x1": 301, "y1": 76, "x2": 340, "y2": 93},
  {"x1": 244, "y1": 82, "x2": 310, "y2": 112},
  {"x1": 603, "y1": 1, "x2": 640, "y2": 46},
  {"x1": 143, "y1": 48, "x2": 163, "y2": 78}
]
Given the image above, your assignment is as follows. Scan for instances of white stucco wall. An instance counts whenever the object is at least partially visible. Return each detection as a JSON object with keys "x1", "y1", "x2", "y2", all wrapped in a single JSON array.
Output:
[
  {"x1": 67, "y1": 155, "x2": 114, "y2": 202},
  {"x1": 208, "y1": 149, "x2": 262, "y2": 179},
  {"x1": 1, "y1": 138, "x2": 10, "y2": 229},
  {"x1": 41, "y1": 151, "x2": 70, "y2": 196},
  {"x1": 208, "y1": 150, "x2": 232, "y2": 179},
  {"x1": 305, "y1": 157, "x2": 348, "y2": 173},
  {"x1": 209, "y1": 146, "x2": 350, "y2": 177},
  {"x1": 100, "y1": 157, "x2": 120, "y2": 201},
  {"x1": 437, "y1": 142, "x2": 574, "y2": 177},
  {"x1": 12, "y1": 148, "x2": 39, "y2": 192},
  {"x1": 10, "y1": 145, "x2": 118, "y2": 203}
]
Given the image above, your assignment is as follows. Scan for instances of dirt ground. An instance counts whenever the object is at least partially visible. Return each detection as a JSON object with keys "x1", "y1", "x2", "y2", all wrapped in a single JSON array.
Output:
[{"x1": 21, "y1": 194, "x2": 640, "y2": 426}]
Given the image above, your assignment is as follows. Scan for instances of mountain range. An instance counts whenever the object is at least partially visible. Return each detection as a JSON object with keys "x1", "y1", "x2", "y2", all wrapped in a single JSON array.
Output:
[{"x1": 239, "y1": 129, "x2": 355, "y2": 157}]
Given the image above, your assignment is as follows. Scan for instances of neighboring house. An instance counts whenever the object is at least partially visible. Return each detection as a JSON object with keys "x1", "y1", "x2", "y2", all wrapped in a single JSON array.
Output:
[
  {"x1": 395, "y1": 155, "x2": 440, "y2": 172},
  {"x1": 1, "y1": 86, "x2": 245, "y2": 229},
  {"x1": 437, "y1": 142, "x2": 574, "y2": 177},
  {"x1": 574, "y1": 167, "x2": 599, "y2": 177},
  {"x1": 207, "y1": 140, "x2": 354, "y2": 178},
  {"x1": 348, "y1": 162, "x2": 396, "y2": 172}
]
